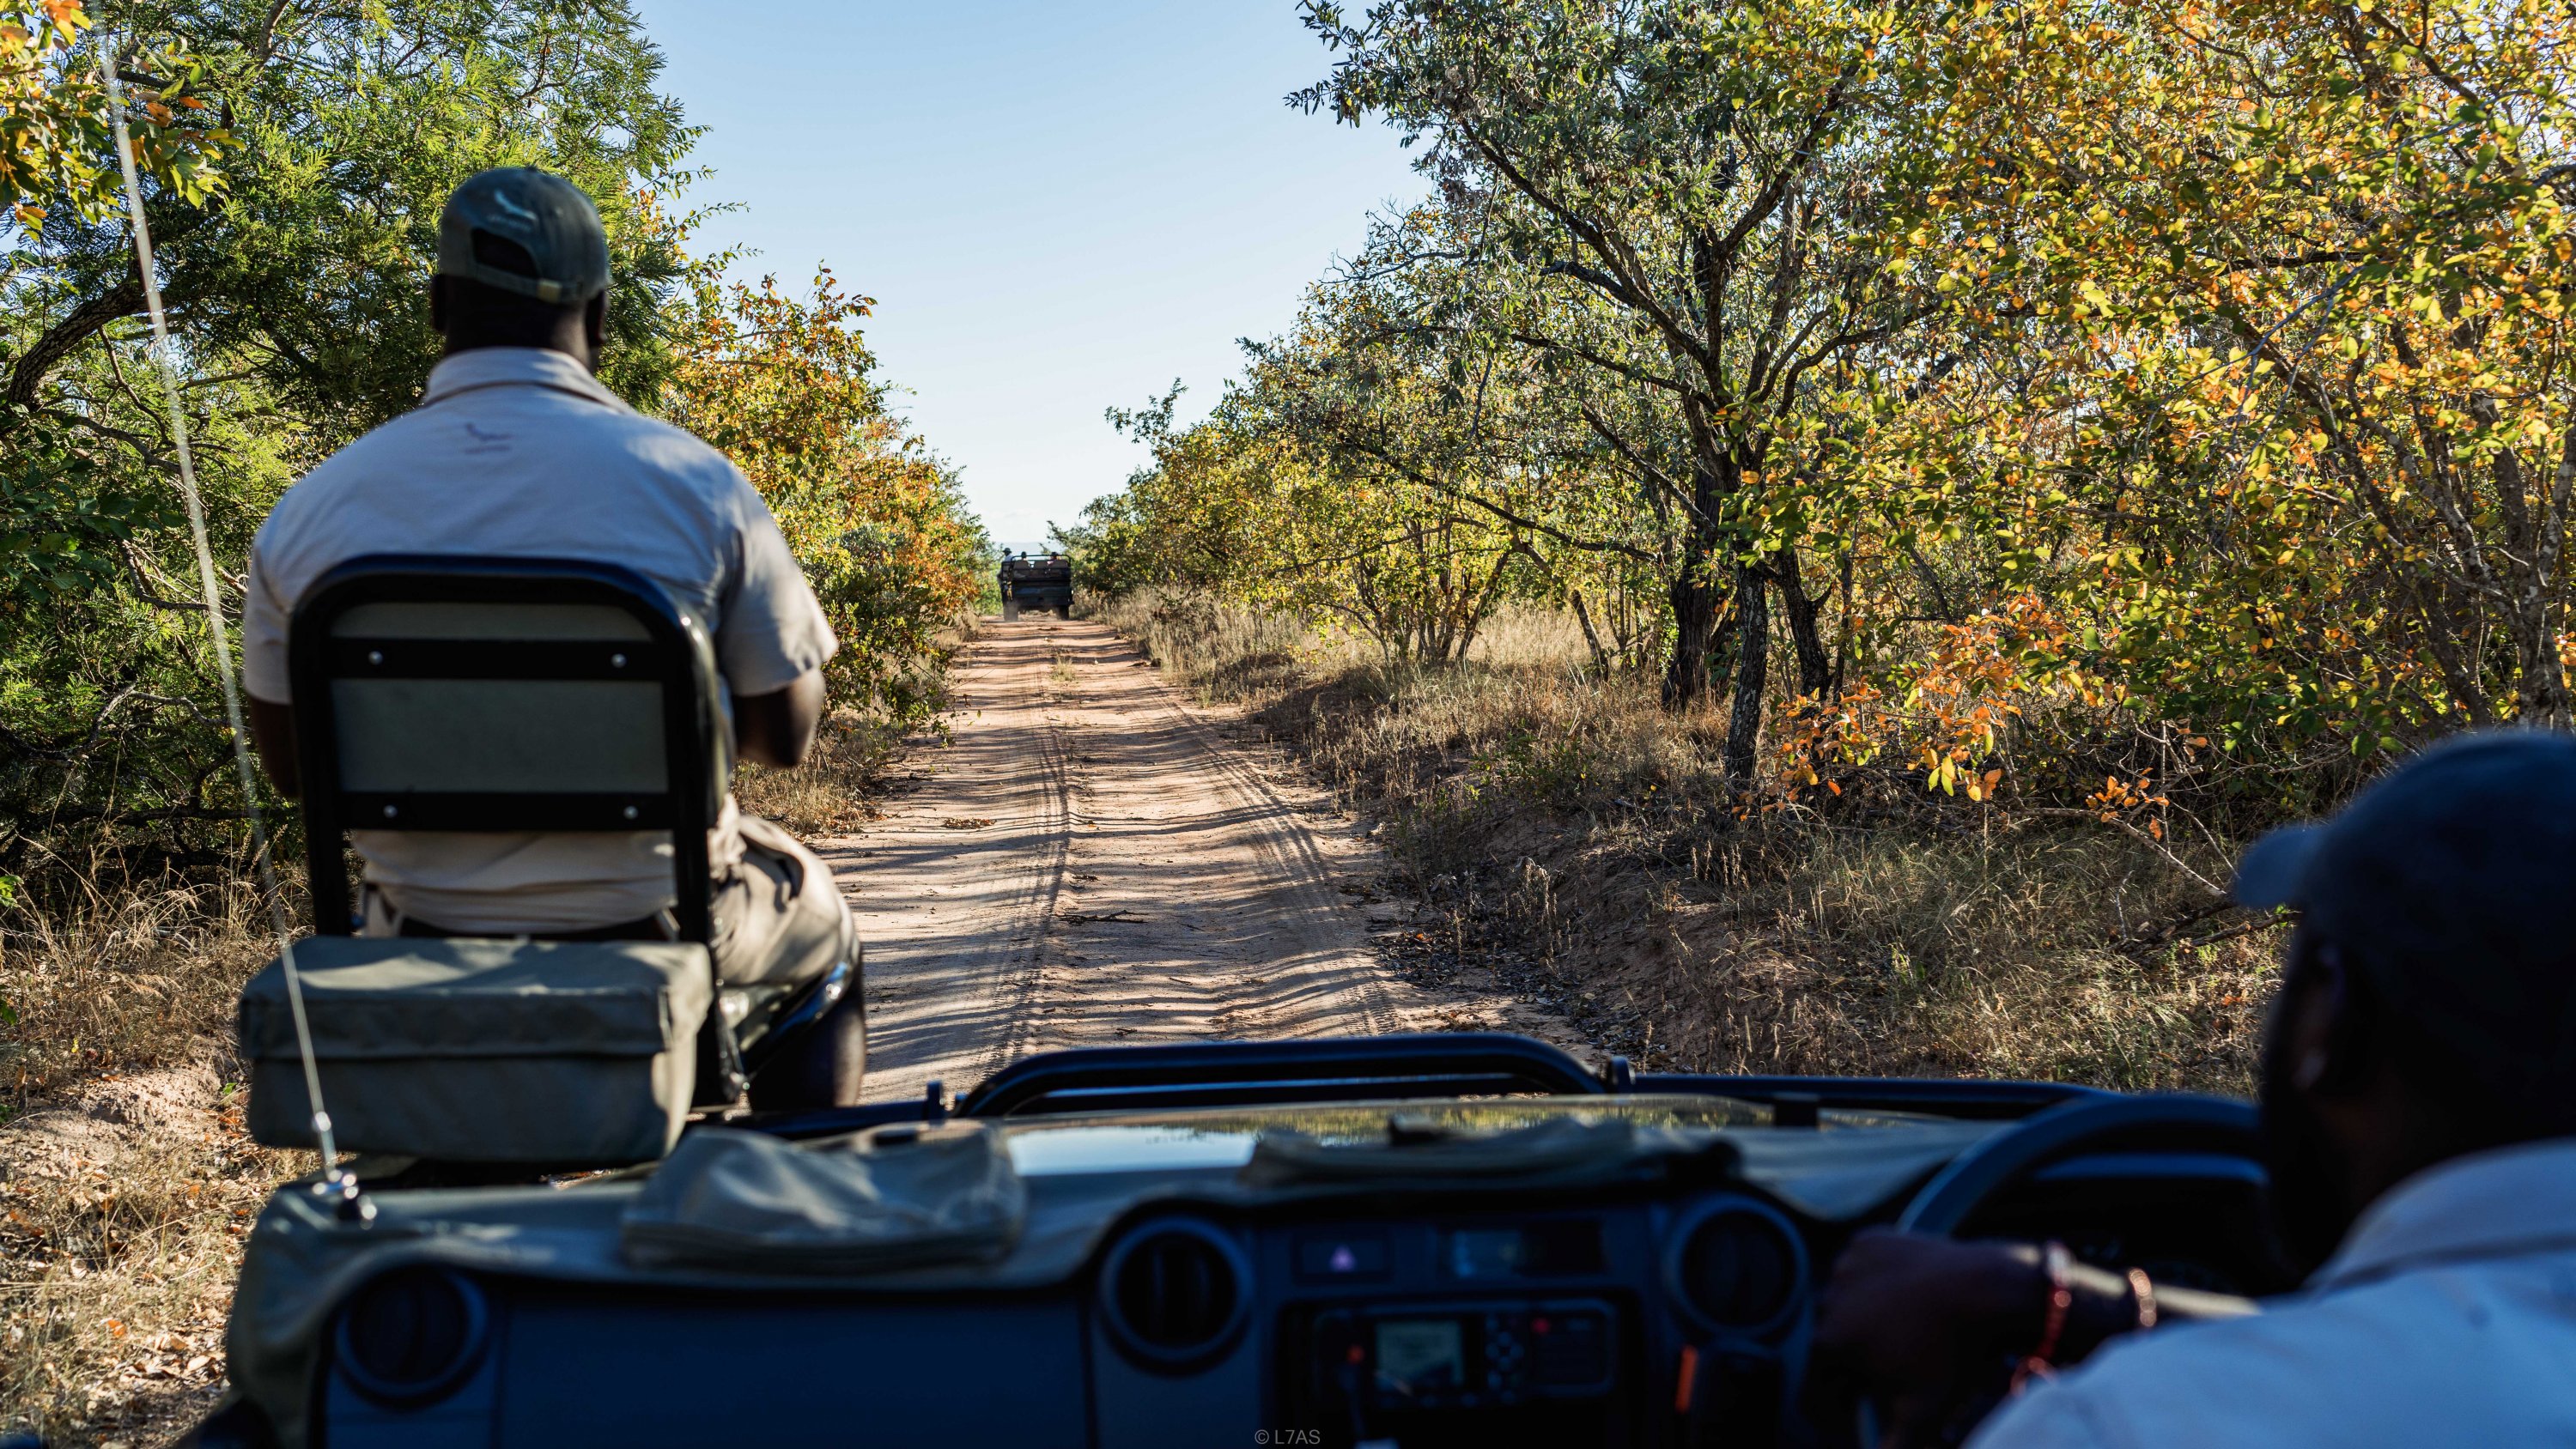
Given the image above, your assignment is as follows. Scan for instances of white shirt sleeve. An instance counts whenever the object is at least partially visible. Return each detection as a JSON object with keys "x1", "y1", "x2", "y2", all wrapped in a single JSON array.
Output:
[
  {"x1": 714, "y1": 475, "x2": 838, "y2": 696},
  {"x1": 240, "y1": 533, "x2": 293, "y2": 703}
]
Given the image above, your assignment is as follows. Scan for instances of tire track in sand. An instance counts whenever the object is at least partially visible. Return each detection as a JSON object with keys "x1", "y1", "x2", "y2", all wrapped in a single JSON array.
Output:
[
  {"x1": 813, "y1": 617, "x2": 1580, "y2": 1105},
  {"x1": 815, "y1": 628, "x2": 1067, "y2": 1106}
]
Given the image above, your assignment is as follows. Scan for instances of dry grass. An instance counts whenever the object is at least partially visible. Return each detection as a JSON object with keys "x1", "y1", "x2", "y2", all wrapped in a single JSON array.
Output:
[
  {"x1": 1087, "y1": 589, "x2": 2281, "y2": 1095},
  {"x1": 736, "y1": 621, "x2": 979, "y2": 837},
  {"x1": 734, "y1": 712, "x2": 915, "y2": 836},
  {"x1": 0, "y1": 871, "x2": 303, "y2": 1446}
]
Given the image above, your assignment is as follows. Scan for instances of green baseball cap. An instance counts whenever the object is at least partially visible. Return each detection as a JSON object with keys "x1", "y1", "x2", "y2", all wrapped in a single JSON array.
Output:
[{"x1": 435, "y1": 167, "x2": 611, "y2": 305}]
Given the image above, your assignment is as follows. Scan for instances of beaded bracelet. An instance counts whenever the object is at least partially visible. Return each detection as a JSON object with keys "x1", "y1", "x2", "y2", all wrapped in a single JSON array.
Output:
[
  {"x1": 2010, "y1": 1240, "x2": 2075, "y2": 1392},
  {"x1": 2129, "y1": 1266, "x2": 2160, "y2": 1331}
]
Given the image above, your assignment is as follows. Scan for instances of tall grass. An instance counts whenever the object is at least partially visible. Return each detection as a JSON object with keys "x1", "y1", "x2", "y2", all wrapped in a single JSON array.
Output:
[
  {"x1": 734, "y1": 712, "x2": 914, "y2": 836},
  {"x1": 1087, "y1": 589, "x2": 2278, "y2": 1094}
]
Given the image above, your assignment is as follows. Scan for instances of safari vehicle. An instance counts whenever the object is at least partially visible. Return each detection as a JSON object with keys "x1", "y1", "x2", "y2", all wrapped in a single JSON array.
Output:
[
  {"x1": 184, "y1": 1035, "x2": 2281, "y2": 1447},
  {"x1": 185, "y1": 555, "x2": 2282, "y2": 1449},
  {"x1": 1001, "y1": 550, "x2": 1075, "y2": 620}
]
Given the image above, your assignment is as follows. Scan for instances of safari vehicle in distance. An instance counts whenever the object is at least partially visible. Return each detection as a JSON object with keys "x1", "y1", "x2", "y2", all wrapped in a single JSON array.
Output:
[{"x1": 1000, "y1": 549, "x2": 1074, "y2": 619}]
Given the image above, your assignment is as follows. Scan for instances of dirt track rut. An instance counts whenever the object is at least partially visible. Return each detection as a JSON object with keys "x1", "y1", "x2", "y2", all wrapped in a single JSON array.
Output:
[{"x1": 817, "y1": 618, "x2": 1571, "y2": 1106}]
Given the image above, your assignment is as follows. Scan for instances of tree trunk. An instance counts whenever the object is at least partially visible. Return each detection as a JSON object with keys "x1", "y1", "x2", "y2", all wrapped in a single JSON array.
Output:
[
  {"x1": 3, "y1": 276, "x2": 143, "y2": 419},
  {"x1": 1722, "y1": 567, "x2": 1770, "y2": 782},
  {"x1": 1832, "y1": 546, "x2": 1856, "y2": 700},
  {"x1": 1772, "y1": 547, "x2": 1833, "y2": 700},
  {"x1": 2496, "y1": 416, "x2": 2573, "y2": 729},
  {"x1": 1663, "y1": 558, "x2": 1717, "y2": 707},
  {"x1": 1662, "y1": 458, "x2": 1731, "y2": 709},
  {"x1": 1569, "y1": 589, "x2": 1612, "y2": 674}
]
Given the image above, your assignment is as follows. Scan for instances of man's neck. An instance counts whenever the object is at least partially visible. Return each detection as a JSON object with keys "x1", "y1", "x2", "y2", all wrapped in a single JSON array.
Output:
[{"x1": 439, "y1": 336, "x2": 596, "y2": 373}]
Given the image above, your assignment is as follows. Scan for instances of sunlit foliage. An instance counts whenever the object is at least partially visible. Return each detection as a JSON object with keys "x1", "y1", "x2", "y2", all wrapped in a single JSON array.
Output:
[{"x1": 1078, "y1": 0, "x2": 2576, "y2": 828}]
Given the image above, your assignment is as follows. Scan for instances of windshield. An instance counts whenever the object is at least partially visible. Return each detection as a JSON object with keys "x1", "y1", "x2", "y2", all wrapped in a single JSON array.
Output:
[{"x1": 995, "y1": 1095, "x2": 1943, "y2": 1177}]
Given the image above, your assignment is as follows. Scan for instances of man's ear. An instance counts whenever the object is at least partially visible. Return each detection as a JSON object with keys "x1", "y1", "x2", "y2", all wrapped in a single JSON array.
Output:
[
  {"x1": 2293, "y1": 943, "x2": 2379, "y2": 1096},
  {"x1": 428, "y1": 273, "x2": 448, "y2": 335},
  {"x1": 584, "y1": 291, "x2": 608, "y2": 353}
]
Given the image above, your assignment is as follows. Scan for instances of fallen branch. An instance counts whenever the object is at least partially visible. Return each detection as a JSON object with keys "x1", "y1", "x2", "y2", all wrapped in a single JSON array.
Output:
[
  {"x1": 2169, "y1": 914, "x2": 2293, "y2": 955},
  {"x1": 2021, "y1": 808, "x2": 2232, "y2": 900}
]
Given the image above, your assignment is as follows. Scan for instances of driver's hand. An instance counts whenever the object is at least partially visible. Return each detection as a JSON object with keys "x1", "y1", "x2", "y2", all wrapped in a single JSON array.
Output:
[{"x1": 1808, "y1": 1229, "x2": 2044, "y2": 1448}]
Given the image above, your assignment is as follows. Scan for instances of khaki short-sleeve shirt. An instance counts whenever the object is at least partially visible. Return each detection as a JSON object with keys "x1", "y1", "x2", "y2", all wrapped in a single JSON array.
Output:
[{"x1": 244, "y1": 348, "x2": 836, "y2": 933}]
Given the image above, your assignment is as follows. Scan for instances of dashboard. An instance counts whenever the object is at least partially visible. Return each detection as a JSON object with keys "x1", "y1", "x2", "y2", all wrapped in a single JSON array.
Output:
[
  {"x1": 310, "y1": 1179, "x2": 2271, "y2": 1448},
  {"x1": 270, "y1": 1083, "x2": 2277, "y2": 1449},
  {"x1": 319, "y1": 1187, "x2": 1819, "y2": 1449}
]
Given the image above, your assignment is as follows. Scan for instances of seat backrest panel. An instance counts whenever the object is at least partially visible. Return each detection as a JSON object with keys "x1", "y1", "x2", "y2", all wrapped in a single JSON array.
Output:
[
  {"x1": 331, "y1": 678, "x2": 669, "y2": 795},
  {"x1": 332, "y1": 601, "x2": 653, "y2": 641},
  {"x1": 293, "y1": 555, "x2": 723, "y2": 943}
]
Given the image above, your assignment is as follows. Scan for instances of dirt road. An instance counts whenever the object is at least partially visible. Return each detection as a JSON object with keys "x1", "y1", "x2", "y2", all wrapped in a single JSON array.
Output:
[{"x1": 816, "y1": 618, "x2": 1575, "y2": 1106}]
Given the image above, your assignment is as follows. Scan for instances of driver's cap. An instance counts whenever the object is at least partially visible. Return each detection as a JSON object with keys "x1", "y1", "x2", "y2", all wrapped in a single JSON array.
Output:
[
  {"x1": 436, "y1": 167, "x2": 611, "y2": 305},
  {"x1": 2231, "y1": 731, "x2": 2576, "y2": 913},
  {"x1": 2233, "y1": 731, "x2": 2576, "y2": 1096}
]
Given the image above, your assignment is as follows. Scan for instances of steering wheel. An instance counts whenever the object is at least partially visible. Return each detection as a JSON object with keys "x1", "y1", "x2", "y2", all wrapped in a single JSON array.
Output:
[
  {"x1": 1855, "y1": 1094, "x2": 2264, "y2": 1446},
  {"x1": 1898, "y1": 1092, "x2": 2262, "y2": 1234}
]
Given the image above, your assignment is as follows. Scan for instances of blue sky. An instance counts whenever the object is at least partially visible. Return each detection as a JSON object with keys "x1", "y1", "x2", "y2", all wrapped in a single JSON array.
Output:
[{"x1": 629, "y1": 2, "x2": 1425, "y2": 549}]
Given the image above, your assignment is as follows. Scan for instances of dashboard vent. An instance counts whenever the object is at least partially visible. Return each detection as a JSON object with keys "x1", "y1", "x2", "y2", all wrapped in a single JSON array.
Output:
[
  {"x1": 1673, "y1": 1203, "x2": 1806, "y2": 1336},
  {"x1": 334, "y1": 1267, "x2": 489, "y2": 1407},
  {"x1": 1101, "y1": 1219, "x2": 1249, "y2": 1370}
]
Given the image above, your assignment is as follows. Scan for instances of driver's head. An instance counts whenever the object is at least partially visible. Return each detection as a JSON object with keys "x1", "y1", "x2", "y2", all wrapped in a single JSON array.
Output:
[
  {"x1": 2236, "y1": 731, "x2": 2576, "y2": 1270},
  {"x1": 428, "y1": 167, "x2": 611, "y2": 369}
]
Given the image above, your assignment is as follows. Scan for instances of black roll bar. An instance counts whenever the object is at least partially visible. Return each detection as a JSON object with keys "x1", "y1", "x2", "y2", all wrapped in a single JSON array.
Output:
[{"x1": 957, "y1": 1033, "x2": 1607, "y2": 1118}]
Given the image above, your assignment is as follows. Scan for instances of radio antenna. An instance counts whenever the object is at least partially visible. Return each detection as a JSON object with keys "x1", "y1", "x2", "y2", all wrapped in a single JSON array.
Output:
[{"x1": 98, "y1": 46, "x2": 362, "y2": 1217}]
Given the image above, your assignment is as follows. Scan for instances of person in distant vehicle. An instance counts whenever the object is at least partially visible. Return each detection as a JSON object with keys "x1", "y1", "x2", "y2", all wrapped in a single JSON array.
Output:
[
  {"x1": 1811, "y1": 731, "x2": 2576, "y2": 1446},
  {"x1": 999, "y1": 548, "x2": 1074, "y2": 618},
  {"x1": 240, "y1": 168, "x2": 854, "y2": 1030}
]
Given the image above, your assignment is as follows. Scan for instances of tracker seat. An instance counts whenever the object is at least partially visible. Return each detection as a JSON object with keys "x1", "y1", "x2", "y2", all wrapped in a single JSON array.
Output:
[{"x1": 284, "y1": 554, "x2": 857, "y2": 1118}]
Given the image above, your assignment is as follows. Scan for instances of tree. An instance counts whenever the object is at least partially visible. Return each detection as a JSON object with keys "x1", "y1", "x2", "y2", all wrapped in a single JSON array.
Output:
[
  {"x1": 667, "y1": 268, "x2": 986, "y2": 720},
  {"x1": 0, "y1": 1, "x2": 226, "y2": 227},
  {"x1": 1294, "y1": 0, "x2": 1965, "y2": 778},
  {"x1": 1914, "y1": 0, "x2": 2576, "y2": 753}
]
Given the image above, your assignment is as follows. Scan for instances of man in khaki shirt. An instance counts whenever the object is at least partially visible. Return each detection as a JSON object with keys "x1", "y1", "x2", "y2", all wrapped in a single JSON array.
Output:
[{"x1": 244, "y1": 168, "x2": 861, "y2": 1105}]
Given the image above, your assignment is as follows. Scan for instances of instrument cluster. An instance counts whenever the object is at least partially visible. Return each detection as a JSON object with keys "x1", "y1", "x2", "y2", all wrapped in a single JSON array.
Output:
[{"x1": 1091, "y1": 1191, "x2": 1815, "y2": 1448}]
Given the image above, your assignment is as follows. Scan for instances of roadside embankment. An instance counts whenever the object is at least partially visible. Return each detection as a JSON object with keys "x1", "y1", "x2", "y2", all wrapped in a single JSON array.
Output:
[{"x1": 1087, "y1": 590, "x2": 2279, "y2": 1095}]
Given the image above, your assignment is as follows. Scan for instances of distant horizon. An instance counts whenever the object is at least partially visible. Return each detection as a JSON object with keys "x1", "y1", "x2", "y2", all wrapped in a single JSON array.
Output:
[{"x1": 632, "y1": 3, "x2": 1424, "y2": 545}]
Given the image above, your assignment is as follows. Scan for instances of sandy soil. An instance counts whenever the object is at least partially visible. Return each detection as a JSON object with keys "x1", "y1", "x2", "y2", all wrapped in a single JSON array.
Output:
[{"x1": 822, "y1": 618, "x2": 1583, "y2": 1106}]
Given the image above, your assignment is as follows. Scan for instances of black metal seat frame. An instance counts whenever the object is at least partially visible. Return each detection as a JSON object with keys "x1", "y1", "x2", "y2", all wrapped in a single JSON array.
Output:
[{"x1": 289, "y1": 552, "x2": 825, "y2": 1105}]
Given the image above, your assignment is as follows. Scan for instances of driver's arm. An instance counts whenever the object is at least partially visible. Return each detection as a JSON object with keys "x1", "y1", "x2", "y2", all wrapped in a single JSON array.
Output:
[
  {"x1": 250, "y1": 696, "x2": 299, "y2": 797},
  {"x1": 1809, "y1": 1230, "x2": 2257, "y2": 1441},
  {"x1": 732, "y1": 667, "x2": 825, "y2": 769}
]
